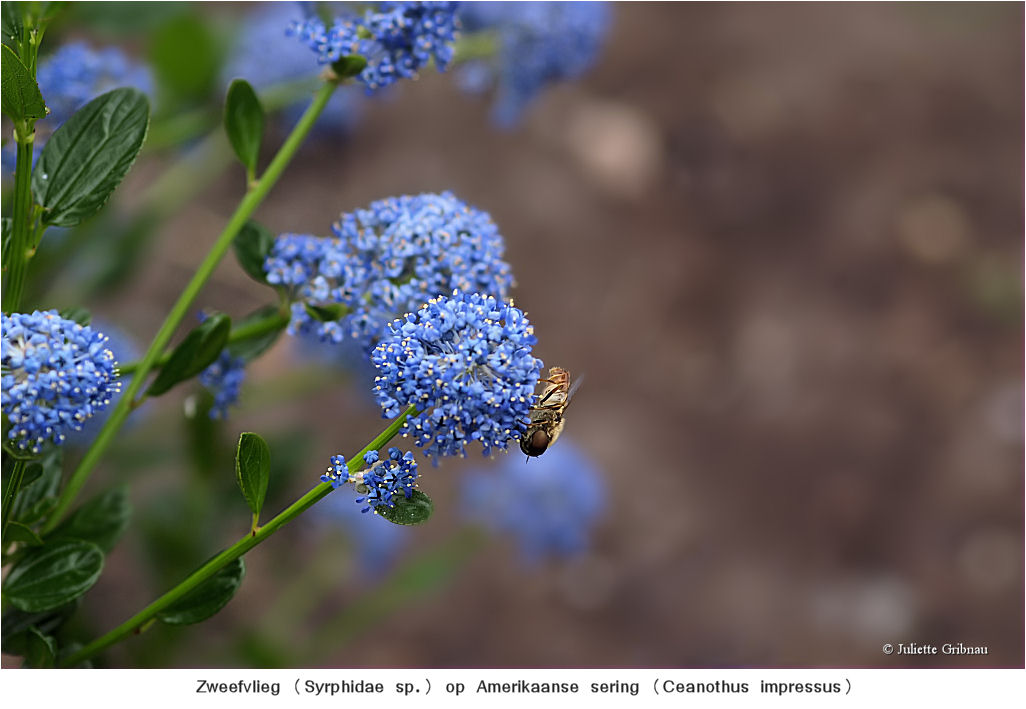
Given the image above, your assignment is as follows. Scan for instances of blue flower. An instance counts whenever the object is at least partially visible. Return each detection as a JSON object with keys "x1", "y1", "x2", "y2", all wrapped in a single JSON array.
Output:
[
  {"x1": 321, "y1": 447, "x2": 419, "y2": 513},
  {"x1": 198, "y1": 351, "x2": 247, "y2": 420},
  {"x1": 458, "y1": 1, "x2": 612, "y2": 126},
  {"x1": 372, "y1": 290, "x2": 542, "y2": 461},
  {"x1": 288, "y1": 1, "x2": 460, "y2": 92},
  {"x1": 461, "y1": 438, "x2": 605, "y2": 562},
  {"x1": 223, "y1": 2, "x2": 362, "y2": 134},
  {"x1": 264, "y1": 191, "x2": 514, "y2": 354},
  {"x1": 2, "y1": 42, "x2": 153, "y2": 176},
  {"x1": 1, "y1": 311, "x2": 122, "y2": 453}
]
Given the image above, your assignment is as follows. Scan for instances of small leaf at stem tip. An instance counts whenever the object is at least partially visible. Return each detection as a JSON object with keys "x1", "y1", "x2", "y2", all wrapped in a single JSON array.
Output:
[
  {"x1": 375, "y1": 489, "x2": 434, "y2": 526},
  {"x1": 224, "y1": 79, "x2": 264, "y2": 177},
  {"x1": 2, "y1": 539, "x2": 104, "y2": 612},
  {"x1": 33, "y1": 88, "x2": 149, "y2": 227},
  {"x1": 232, "y1": 220, "x2": 274, "y2": 285},
  {"x1": 1, "y1": 44, "x2": 46, "y2": 122},
  {"x1": 146, "y1": 313, "x2": 231, "y2": 396},
  {"x1": 235, "y1": 432, "x2": 270, "y2": 520},
  {"x1": 156, "y1": 558, "x2": 245, "y2": 625},
  {"x1": 330, "y1": 54, "x2": 367, "y2": 80}
]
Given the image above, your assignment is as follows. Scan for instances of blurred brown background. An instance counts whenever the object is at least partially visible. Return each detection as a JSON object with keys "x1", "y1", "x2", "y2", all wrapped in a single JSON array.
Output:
[{"x1": 74, "y1": 2, "x2": 1023, "y2": 668}]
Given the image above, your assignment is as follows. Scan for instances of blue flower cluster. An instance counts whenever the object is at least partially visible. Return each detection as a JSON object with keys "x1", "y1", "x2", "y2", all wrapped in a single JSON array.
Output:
[
  {"x1": 223, "y1": 2, "x2": 362, "y2": 134},
  {"x1": 264, "y1": 192, "x2": 513, "y2": 353},
  {"x1": 461, "y1": 439, "x2": 605, "y2": 561},
  {"x1": 199, "y1": 351, "x2": 247, "y2": 420},
  {"x1": 3, "y1": 42, "x2": 153, "y2": 175},
  {"x1": 1, "y1": 311, "x2": 122, "y2": 453},
  {"x1": 322, "y1": 448, "x2": 419, "y2": 513},
  {"x1": 288, "y1": 1, "x2": 459, "y2": 91},
  {"x1": 458, "y1": 1, "x2": 612, "y2": 126},
  {"x1": 372, "y1": 290, "x2": 542, "y2": 461}
]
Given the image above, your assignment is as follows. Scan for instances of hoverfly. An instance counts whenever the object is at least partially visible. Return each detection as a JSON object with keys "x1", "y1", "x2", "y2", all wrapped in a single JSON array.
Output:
[{"x1": 520, "y1": 366, "x2": 580, "y2": 457}]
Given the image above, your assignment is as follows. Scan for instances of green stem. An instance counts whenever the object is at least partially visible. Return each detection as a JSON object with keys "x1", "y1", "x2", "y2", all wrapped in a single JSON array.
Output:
[
  {"x1": 58, "y1": 405, "x2": 417, "y2": 668},
  {"x1": 1, "y1": 460, "x2": 26, "y2": 544},
  {"x1": 118, "y1": 309, "x2": 290, "y2": 376},
  {"x1": 42, "y1": 81, "x2": 340, "y2": 534},
  {"x1": 3, "y1": 135, "x2": 36, "y2": 312}
]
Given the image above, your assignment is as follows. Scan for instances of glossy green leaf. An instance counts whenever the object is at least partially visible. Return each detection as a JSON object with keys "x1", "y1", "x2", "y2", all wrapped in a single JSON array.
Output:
[
  {"x1": 147, "y1": 312, "x2": 230, "y2": 396},
  {"x1": 2, "y1": 539, "x2": 104, "y2": 612},
  {"x1": 224, "y1": 79, "x2": 264, "y2": 176},
  {"x1": 51, "y1": 485, "x2": 131, "y2": 552},
  {"x1": 375, "y1": 489, "x2": 434, "y2": 526},
  {"x1": 23, "y1": 627, "x2": 57, "y2": 668},
  {"x1": 58, "y1": 306, "x2": 91, "y2": 326},
  {"x1": 232, "y1": 220, "x2": 274, "y2": 285},
  {"x1": 235, "y1": 433, "x2": 269, "y2": 520},
  {"x1": 157, "y1": 558, "x2": 245, "y2": 625},
  {"x1": 1, "y1": 45, "x2": 46, "y2": 121},
  {"x1": 225, "y1": 305, "x2": 287, "y2": 362},
  {"x1": 6, "y1": 521, "x2": 43, "y2": 546},
  {"x1": 33, "y1": 88, "x2": 150, "y2": 227}
]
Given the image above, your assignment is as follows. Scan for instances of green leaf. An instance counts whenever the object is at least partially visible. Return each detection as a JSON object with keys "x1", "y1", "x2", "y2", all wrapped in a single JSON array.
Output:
[
  {"x1": 2, "y1": 600, "x2": 79, "y2": 654},
  {"x1": 232, "y1": 220, "x2": 274, "y2": 285},
  {"x1": 6, "y1": 521, "x2": 43, "y2": 546},
  {"x1": 225, "y1": 305, "x2": 287, "y2": 362},
  {"x1": 235, "y1": 432, "x2": 269, "y2": 520},
  {"x1": 375, "y1": 490, "x2": 434, "y2": 526},
  {"x1": 157, "y1": 558, "x2": 245, "y2": 625},
  {"x1": 331, "y1": 54, "x2": 367, "y2": 79},
  {"x1": 2, "y1": 458, "x2": 42, "y2": 504},
  {"x1": 1, "y1": 44, "x2": 46, "y2": 121},
  {"x1": 2, "y1": 539, "x2": 104, "y2": 612},
  {"x1": 1, "y1": 3, "x2": 25, "y2": 52},
  {"x1": 23, "y1": 627, "x2": 57, "y2": 668},
  {"x1": 15, "y1": 462, "x2": 43, "y2": 490},
  {"x1": 148, "y1": 12, "x2": 219, "y2": 106},
  {"x1": 50, "y1": 485, "x2": 131, "y2": 552},
  {"x1": 58, "y1": 306, "x2": 91, "y2": 326},
  {"x1": 147, "y1": 313, "x2": 230, "y2": 396},
  {"x1": 304, "y1": 302, "x2": 347, "y2": 323},
  {"x1": 11, "y1": 451, "x2": 61, "y2": 526},
  {"x1": 33, "y1": 88, "x2": 150, "y2": 227},
  {"x1": 224, "y1": 79, "x2": 264, "y2": 177}
]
